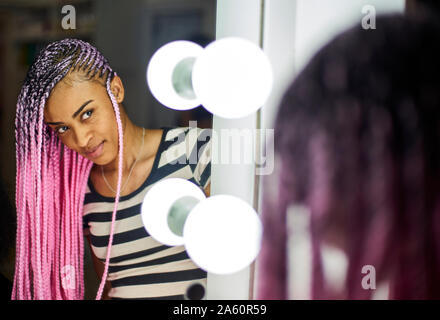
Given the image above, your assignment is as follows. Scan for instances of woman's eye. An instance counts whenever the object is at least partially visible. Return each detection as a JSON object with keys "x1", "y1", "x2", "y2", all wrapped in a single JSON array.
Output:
[
  {"x1": 82, "y1": 110, "x2": 93, "y2": 120},
  {"x1": 57, "y1": 126, "x2": 68, "y2": 134}
]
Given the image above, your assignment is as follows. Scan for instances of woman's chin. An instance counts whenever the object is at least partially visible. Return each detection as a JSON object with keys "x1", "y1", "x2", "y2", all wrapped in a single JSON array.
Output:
[{"x1": 90, "y1": 157, "x2": 107, "y2": 165}]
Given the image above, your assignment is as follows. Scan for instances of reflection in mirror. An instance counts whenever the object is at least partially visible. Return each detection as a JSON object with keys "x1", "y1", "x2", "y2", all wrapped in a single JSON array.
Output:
[{"x1": 258, "y1": 13, "x2": 440, "y2": 300}]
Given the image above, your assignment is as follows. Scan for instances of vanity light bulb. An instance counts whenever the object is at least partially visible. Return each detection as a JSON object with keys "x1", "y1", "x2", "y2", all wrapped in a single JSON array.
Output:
[
  {"x1": 147, "y1": 37, "x2": 273, "y2": 118},
  {"x1": 141, "y1": 178, "x2": 206, "y2": 246},
  {"x1": 141, "y1": 179, "x2": 263, "y2": 274},
  {"x1": 192, "y1": 37, "x2": 273, "y2": 119},
  {"x1": 183, "y1": 195, "x2": 263, "y2": 274},
  {"x1": 146, "y1": 41, "x2": 203, "y2": 110}
]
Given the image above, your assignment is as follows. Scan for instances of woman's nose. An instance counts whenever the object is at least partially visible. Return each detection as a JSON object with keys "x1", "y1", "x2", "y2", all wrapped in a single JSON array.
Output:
[{"x1": 74, "y1": 127, "x2": 91, "y2": 150}]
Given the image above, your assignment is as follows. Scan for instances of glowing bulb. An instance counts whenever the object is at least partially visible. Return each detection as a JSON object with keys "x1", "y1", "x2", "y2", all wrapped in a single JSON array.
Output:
[
  {"x1": 141, "y1": 178, "x2": 206, "y2": 246},
  {"x1": 146, "y1": 41, "x2": 203, "y2": 110},
  {"x1": 146, "y1": 37, "x2": 273, "y2": 118},
  {"x1": 183, "y1": 195, "x2": 262, "y2": 274},
  {"x1": 192, "y1": 37, "x2": 273, "y2": 119},
  {"x1": 141, "y1": 179, "x2": 263, "y2": 274}
]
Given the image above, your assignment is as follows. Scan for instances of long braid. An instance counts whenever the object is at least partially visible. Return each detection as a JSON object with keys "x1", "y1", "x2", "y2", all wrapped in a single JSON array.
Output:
[
  {"x1": 71, "y1": 151, "x2": 78, "y2": 299},
  {"x1": 62, "y1": 144, "x2": 71, "y2": 299},
  {"x1": 52, "y1": 138, "x2": 62, "y2": 299},
  {"x1": 77, "y1": 158, "x2": 94, "y2": 299},
  {"x1": 35, "y1": 103, "x2": 45, "y2": 298},
  {"x1": 42, "y1": 140, "x2": 51, "y2": 296},
  {"x1": 95, "y1": 70, "x2": 124, "y2": 300},
  {"x1": 12, "y1": 110, "x2": 23, "y2": 299},
  {"x1": 71, "y1": 151, "x2": 81, "y2": 300},
  {"x1": 13, "y1": 38, "x2": 124, "y2": 299},
  {"x1": 40, "y1": 134, "x2": 48, "y2": 298},
  {"x1": 28, "y1": 125, "x2": 38, "y2": 298}
]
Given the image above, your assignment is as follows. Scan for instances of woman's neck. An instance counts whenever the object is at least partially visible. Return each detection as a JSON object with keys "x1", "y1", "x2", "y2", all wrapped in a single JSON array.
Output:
[{"x1": 102, "y1": 108, "x2": 145, "y2": 173}]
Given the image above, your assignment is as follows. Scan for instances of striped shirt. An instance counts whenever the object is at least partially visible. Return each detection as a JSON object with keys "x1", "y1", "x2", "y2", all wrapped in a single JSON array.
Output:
[{"x1": 83, "y1": 126, "x2": 211, "y2": 300}]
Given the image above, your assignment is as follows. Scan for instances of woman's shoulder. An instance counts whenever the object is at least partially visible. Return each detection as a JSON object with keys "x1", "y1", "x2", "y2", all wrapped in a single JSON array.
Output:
[
  {"x1": 158, "y1": 126, "x2": 211, "y2": 165},
  {"x1": 162, "y1": 126, "x2": 211, "y2": 143},
  {"x1": 147, "y1": 127, "x2": 165, "y2": 142}
]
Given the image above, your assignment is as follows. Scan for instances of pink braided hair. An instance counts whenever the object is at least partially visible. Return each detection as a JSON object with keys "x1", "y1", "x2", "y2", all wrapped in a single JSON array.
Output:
[{"x1": 13, "y1": 38, "x2": 124, "y2": 300}]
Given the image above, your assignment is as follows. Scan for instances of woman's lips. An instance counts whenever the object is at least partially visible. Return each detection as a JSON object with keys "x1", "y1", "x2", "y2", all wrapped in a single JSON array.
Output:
[{"x1": 86, "y1": 142, "x2": 104, "y2": 159}]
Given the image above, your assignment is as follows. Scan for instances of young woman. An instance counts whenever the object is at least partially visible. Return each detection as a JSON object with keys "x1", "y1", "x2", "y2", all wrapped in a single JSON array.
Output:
[
  {"x1": 13, "y1": 38, "x2": 211, "y2": 300},
  {"x1": 258, "y1": 15, "x2": 440, "y2": 299}
]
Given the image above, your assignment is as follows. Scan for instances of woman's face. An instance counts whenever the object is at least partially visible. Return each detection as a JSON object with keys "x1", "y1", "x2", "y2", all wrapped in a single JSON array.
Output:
[{"x1": 44, "y1": 74, "x2": 124, "y2": 165}]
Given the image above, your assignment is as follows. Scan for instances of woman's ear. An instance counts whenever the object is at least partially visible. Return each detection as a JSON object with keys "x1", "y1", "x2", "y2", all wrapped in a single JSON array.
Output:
[{"x1": 110, "y1": 75, "x2": 125, "y2": 103}]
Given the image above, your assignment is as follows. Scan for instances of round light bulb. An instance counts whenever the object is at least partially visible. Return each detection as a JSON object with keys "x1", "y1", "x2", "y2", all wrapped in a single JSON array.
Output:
[
  {"x1": 141, "y1": 178, "x2": 206, "y2": 246},
  {"x1": 183, "y1": 195, "x2": 263, "y2": 274},
  {"x1": 146, "y1": 41, "x2": 203, "y2": 110},
  {"x1": 192, "y1": 37, "x2": 273, "y2": 119}
]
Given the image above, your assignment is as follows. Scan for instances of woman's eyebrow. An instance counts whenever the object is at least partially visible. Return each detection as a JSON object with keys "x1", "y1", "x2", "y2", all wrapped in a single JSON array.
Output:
[
  {"x1": 46, "y1": 99, "x2": 94, "y2": 125},
  {"x1": 72, "y1": 99, "x2": 94, "y2": 119}
]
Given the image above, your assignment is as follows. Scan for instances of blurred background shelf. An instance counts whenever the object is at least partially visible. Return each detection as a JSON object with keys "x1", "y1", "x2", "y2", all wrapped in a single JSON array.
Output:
[
  {"x1": 0, "y1": 0, "x2": 92, "y2": 9},
  {"x1": 12, "y1": 27, "x2": 96, "y2": 43}
]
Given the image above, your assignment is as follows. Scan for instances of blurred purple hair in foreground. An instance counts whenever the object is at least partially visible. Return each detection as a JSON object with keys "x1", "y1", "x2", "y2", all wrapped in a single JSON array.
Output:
[{"x1": 258, "y1": 14, "x2": 440, "y2": 299}]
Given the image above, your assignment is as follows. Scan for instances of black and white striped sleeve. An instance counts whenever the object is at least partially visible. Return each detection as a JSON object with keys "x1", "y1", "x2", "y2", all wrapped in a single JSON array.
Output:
[{"x1": 188, "y1": 127, "x2": 211, "y2": 190}]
